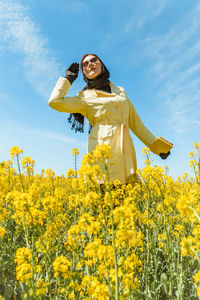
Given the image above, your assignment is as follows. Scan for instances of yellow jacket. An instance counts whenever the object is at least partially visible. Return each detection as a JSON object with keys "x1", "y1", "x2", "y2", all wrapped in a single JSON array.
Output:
[{"x1": 49, "y1": 77, "x2": 165, "y2": 184}]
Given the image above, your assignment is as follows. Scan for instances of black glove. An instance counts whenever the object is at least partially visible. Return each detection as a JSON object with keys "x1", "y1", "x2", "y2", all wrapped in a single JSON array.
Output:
[
  {"x1": 65, "y1": 62, "x2": 79, "y2": 84},
  {"x1": 159, "y1": 151, "x2": 171, "y2": 160}
]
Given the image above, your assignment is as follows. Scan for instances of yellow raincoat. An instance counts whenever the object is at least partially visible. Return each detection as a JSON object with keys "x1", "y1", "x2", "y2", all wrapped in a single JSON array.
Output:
[{"x1": 49, "y1": 77, "x2": 165, "y2": 184}]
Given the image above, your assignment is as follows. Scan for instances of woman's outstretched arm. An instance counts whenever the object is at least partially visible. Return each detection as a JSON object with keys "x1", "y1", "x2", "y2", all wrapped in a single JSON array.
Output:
[
  {"x1": 127, "y1": 97, "x2": 156, "y2": 147},
  {"x1": 127, "y1": 94, "x2": 171, "y2": 157}
]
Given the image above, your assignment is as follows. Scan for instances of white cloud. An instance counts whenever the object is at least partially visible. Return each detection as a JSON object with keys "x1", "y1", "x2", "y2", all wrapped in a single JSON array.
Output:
[
  {"x1": 141, "y1": 3, "x2": 200, "y2": 136},
  {"x1": 121, "y1": 0, "x2": 166, "y2": 33},
  {"x1": 122, "y1": 20, "x2": 134, "y2": 34},
  {"x1": 24, "y1": 127, "x2": 86, "y2": 147},
  {"x1": 0, "y1": 0, "x2": 62, "y2": 98},
  {"x1": 0, "y1": 93, "x2": 9, "y2": 102},
  {"x1": 68, "y1": 0, "x2": 89, "y2": 12},
  {"x1": 152, "y1": 1, "x2": 165, "y2": 17},
  {"x1": 186, "y1": 63, "x2": 200, "y2": 75}
]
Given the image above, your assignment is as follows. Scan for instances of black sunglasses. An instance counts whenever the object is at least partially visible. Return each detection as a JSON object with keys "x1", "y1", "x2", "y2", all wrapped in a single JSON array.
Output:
[{"x1": 81, "y1": 57, "x2": 99, "y2": 68}]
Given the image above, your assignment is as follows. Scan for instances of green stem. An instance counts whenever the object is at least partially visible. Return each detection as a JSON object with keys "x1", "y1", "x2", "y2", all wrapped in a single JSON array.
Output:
[
  {"x1": 105, "y1": 158, "x2": 119, "y2": 299},
  {"x1": 16, "y1": 154, "x2": 25, "y2": 192},
  {"x1": 51, "y1": 177, "x2": 55, "y2": 195},
  {"x1": 8, "y1": 163, "x2": 11, "y2": 191},
  {"x1": 177, "y1": 239, "x2": 183, "y2": 300},
  {"x1": 75, "y1": 154, "x2": 77, "y2": 178},
  {"x1": 145, "y1": 187, "x2": 150, "y2": 300},
  {"x1": 106, "y1": 265, "x2": 112, "y2": 298},
  {"x1": 111, "y1": 211, "x2": 119, "y2": 300},
  {"x1": 165, "y1": 216, "x2": 173, "y2": 300}
]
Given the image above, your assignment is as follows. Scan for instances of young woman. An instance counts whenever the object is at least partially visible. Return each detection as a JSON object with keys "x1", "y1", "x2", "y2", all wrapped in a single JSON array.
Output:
[{"x1": 49, "y1": 54, "x2": 171, "y2": 184}]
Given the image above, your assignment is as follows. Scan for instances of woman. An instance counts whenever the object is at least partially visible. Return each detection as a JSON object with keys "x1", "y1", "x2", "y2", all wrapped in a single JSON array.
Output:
[{"x1": 48, "y1": 54, "x2": 171, "y2": 184}]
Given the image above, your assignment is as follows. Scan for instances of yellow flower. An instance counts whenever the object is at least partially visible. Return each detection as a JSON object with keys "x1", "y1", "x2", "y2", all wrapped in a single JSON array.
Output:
[
  {"x1": 45, "y1": 168, "x2": 55, "y2": 177},
  {"x1": 193, "y1": 270, "x2": 200, "y2": 284},
  {"x1": 142, "y1": 147, "x2": 151, "y2": 155},
  {"x1": 0, "y1": 227, "x2": 6, "y2": 237},
  {"x1": 189, "y1": 151, "x2": 195, "y2": 158},
  {"x1": 142, "y1": 147, "x2": 152, "y2": 166},
  {"x1": 10, "y1": 146, "x2": 23, "y2": 159},
  {"x1": 36, "y1": 278, "x2": 49, "y2": 296},
  {"x1": 72, "y1": 148, "x2": 80, "y2": 155},
  {"x1": 174, "y1": 224, "x2": 185, "y2": 233},
  {"x1": 113, "y1": 179, "x2": 121, "y2": 187},
  {"x1": 196, "y1": 286, "x2": 200, "y2": 297},
  {"x1": 164, "y1": 195, "x2": 176, "y2": 207},
  {"x1": 69, "y1": 291, "x2": 75, "y2": 299},
  {"x1": 52, "y1": 256, "x2": 72, "y2": 279},
  {"x1": 84, "y1": 191, "x2": 100, "y2": 207},
  {"x1": 93, "y1": 143, "x2": 112, "y2": 161},
  {"x1": 80, "y1": 276, "x2": 109, "y2": 299},
  {"x1": 15, "y1": 247, "x2": 32, "y2": 265},
  {"x1": 21, "y1": 156, "x2": 35, "y2": 174},
  {"x1": 16, "y1": 263, "x2": 33, "y2": 283},
  {"x1": 66, "y1": 168, "x2": 76, "y2": 178},
  {"x1": 180, "y1": 236, "x2": 194, "y2": 256},
  {"x1": 194, "y1": 142, "x2": 200, "y2": 151}
]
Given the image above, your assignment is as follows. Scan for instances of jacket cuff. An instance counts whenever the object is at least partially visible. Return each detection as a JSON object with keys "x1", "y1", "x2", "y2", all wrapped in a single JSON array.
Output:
[{"x1": 149, "y1": 136, "x2": 173, "y2": 155}]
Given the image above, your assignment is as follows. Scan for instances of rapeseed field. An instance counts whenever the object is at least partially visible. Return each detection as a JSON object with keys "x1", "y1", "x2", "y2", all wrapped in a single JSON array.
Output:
[{"x1": 0, "y1": 143, "x2": 200, "y2": 299}]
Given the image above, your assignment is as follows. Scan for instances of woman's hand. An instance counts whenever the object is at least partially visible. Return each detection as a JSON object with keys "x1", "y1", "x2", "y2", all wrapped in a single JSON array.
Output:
[
  {"x1": 65, "y1": 63, "x2": 79, "y2": 84},
  {"x1": 159, "y1": 151, "x2": 171, "y2": 159}
]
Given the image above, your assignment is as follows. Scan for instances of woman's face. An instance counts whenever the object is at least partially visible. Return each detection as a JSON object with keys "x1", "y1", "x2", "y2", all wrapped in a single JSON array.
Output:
[{"x1": 82, "y1": 55, "x2": 102, "y2": 79}]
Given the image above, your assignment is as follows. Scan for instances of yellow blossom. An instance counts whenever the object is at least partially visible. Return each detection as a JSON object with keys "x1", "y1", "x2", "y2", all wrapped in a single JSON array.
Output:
[
  {"x1": 10, "y1": 146, "x2": 23, "y2": 159},
  {"x1": 0, "y1": 227, "x2": 6, "y2": 237},
  {"x1": 72, "y1": 148, "x2": 80, "y2": 155},
  {"x1": 52, "y1": 256, "x2": 72, "y2": 279}
]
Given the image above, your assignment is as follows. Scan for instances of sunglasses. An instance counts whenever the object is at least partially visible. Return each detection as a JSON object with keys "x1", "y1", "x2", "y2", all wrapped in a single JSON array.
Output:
[{"x1": 81, "y1": 57, "x2": 99, "y2": 68}]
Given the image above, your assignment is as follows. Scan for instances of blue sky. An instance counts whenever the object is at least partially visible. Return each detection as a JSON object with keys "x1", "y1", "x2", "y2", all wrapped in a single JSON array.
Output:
[{"x1": 0, "y1": 0, "x2": 200, "y2": 179}]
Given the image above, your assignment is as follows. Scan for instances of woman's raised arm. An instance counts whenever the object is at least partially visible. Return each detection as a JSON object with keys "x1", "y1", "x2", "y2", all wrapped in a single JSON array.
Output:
[
  {"x1": 48, "y1": 77, "x2": 86, "y2": 114},
  {"x1": 49, "y1": 62, "x2": 86, "y2": 114}
]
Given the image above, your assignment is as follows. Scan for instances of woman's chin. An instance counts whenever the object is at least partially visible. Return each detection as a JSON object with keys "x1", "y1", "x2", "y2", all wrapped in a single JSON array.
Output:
[{"x1": 87, "y1": 73, "x2": 99, "y2": 79}]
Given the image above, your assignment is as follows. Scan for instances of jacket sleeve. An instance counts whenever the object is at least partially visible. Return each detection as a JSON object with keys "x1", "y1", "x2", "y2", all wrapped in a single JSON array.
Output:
[
  {"x1": 127, "y1": 96, "x2": 161, "y2": 155},
  {"x1": 48, "y1": 77, "x2": 86, "y2": 115}
]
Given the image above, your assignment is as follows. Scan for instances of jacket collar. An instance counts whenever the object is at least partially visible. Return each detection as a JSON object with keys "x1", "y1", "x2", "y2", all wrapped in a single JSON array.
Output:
[{"x1": 77, "y1": 82, "x2": 116, "y2": 98}]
